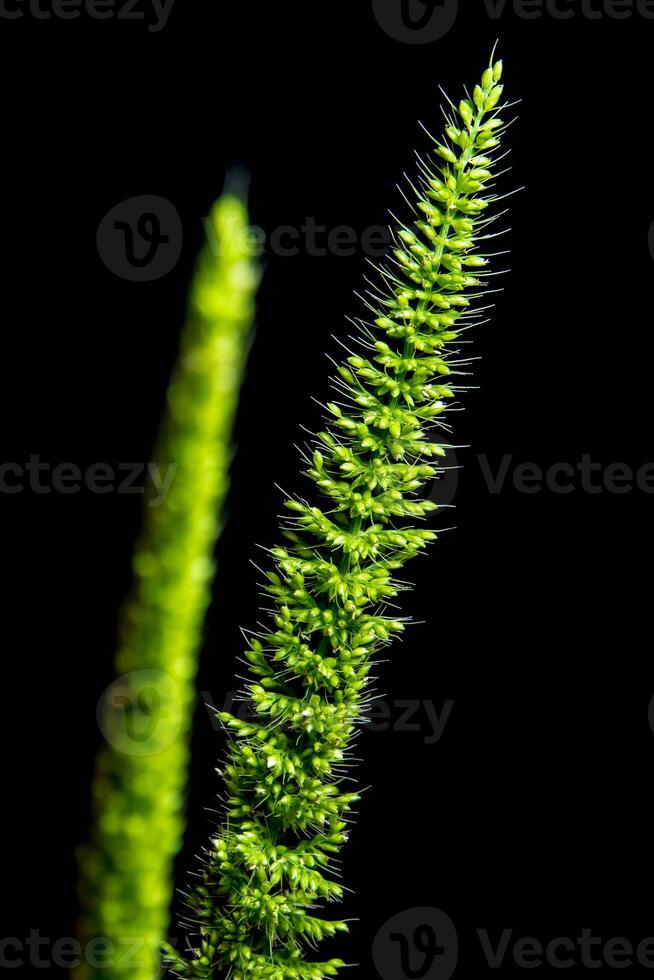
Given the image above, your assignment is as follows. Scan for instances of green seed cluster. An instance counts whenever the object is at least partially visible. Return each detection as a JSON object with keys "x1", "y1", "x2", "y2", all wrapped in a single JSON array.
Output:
[
  {"x1": 76, "y1": 194, "x2": 259, "y2": 980},
  {"x1": 169, "y1": 60, "x2": 509, "y2": 980}
]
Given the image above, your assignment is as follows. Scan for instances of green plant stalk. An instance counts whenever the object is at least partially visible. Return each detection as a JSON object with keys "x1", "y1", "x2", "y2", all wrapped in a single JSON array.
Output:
[
  {"x1": 76, "y1": 193, "x2": 260, "y2": 980},
  {"x1": 168, "y1": 58, "x2": 511, "y2": 980}
]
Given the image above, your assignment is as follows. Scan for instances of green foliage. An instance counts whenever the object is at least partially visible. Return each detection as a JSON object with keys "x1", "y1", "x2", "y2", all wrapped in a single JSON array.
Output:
[
  {"x1": 168, "y1": 58, "x2": 511, "y2": 980},
  {"x1": 76, "y1": 193, "x2": 259, "y2": 980}
]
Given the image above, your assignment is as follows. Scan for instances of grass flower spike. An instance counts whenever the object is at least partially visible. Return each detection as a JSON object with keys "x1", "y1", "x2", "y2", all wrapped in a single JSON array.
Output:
[
  {"x1": 169, "y1": 57, "x2": 512, "y2": 980},
  {"x1": 76, "y1": 192, "x2": 259, "y2": 980}
]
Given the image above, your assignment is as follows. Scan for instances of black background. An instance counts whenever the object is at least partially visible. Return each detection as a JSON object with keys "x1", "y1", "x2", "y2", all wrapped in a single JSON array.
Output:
[{"x1": 3, "y1": 1, "x2": 654, "y2": 976}]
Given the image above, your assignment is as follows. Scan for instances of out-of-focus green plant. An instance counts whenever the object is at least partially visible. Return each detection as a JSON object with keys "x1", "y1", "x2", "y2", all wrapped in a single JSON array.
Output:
[
  {"x1": 76, "y1": 192, "x2": 260, "y2": 980},
  {"x1": 166, "y1": 58, "x2": 513, "y2": 980}
]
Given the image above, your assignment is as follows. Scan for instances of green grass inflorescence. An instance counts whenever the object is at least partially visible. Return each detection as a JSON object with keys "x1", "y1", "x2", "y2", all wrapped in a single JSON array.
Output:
[
  {"x1": 168, "y1": 57, "x2": 512, "y2": 980},
  {"x1": 76, "y1": 193, "x2": 260, "y2": 980}
]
